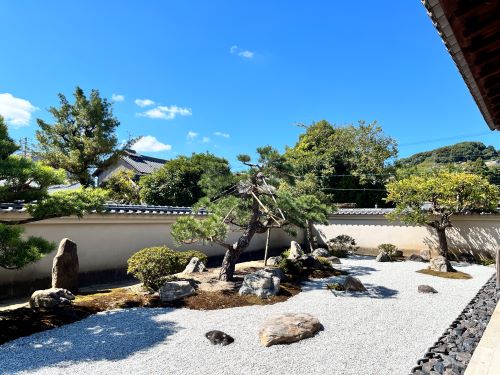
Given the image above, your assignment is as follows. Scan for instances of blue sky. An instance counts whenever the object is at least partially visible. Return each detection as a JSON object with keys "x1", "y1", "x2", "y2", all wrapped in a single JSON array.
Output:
[{"x1": 1, "y1": 1, "x2": 498, "y2": 168}]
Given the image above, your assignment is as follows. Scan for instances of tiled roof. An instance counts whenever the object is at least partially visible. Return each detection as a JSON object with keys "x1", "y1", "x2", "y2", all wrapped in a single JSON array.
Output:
[
  {"x1": 0, "y1": 203, "x2": 207, "y2": 216},
  {"x1": 332, "y1": 208, "x2": 394, "y2": 215},
  {"x1": 122, "y1": 151, "x2": 167, "y2": 175}
]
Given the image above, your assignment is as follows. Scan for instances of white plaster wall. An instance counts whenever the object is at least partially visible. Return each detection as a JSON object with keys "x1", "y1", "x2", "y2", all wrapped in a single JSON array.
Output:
[
  {"x1": 0, "y1": 214, "x2": 296, "y2": 286},
  {"x1": 314, "y1": 214, "x2": 500, "y2": 257}
]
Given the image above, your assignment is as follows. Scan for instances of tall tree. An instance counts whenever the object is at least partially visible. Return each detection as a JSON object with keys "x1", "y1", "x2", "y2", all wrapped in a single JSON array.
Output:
[
  {"x1": 140, "y1": 152, "x2": 233, "y2": 207},
  {"x1": 171, "y1": 146, "x2": 329, "y2": 281},
  {"x1": 385, "y1": 171, "x2": 499, "y2": 271},
  {"x1": 0, "y1": 116, "x2": 108, "y2": 269},
  {"x1": 101, "y1": 170, "x2": 141, "y2": 204},
  {"x1": 36, "y1": 86, "x2": 124, "y2": 187},
  {"x1": 285, "y1": 120, "x2": 398, "y2": 208}
]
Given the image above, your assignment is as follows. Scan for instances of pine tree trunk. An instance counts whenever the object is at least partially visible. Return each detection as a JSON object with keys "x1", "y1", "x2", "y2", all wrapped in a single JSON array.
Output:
[
  {"x1": 304, "y1": 220, "x2": 315, "y2": 253},
  {"x1": 436, "y1": 226, "x2": 455, "y2": 272}
]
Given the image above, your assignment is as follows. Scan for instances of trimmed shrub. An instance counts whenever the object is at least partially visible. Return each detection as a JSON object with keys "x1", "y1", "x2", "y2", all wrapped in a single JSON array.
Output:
[
  {"x1": 127, "y1": 246, "x2": 207, "y2": 291},
  {"x1": 377, "y1": 243, "x2": 398, "y2": 258},
  {"x1": 327, "y1": 235, "x2": 358, "y2": 257}
]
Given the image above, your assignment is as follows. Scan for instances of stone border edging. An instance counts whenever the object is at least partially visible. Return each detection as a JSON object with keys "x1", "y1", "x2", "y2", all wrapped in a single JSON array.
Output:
[{"x1": 409, "y1": 275, "x2": 499, "y2": 375}]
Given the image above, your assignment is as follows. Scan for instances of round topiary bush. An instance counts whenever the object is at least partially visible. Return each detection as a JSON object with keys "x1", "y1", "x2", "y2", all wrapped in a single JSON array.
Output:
[
  {"x1": 127, "y1": 246, "x2": 207, "y2": 291},
  {"x1": 377, "y1": 243, "x2": 398, "y2": 258},
  {"x1": 326, "y1": 235, "x2": 358, "y2": 257}
]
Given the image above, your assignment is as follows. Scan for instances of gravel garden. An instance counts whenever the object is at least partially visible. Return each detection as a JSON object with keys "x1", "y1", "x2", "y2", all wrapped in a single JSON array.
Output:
[{"x1": 0, "y1": 252, "x2": 495, "y2": 375}]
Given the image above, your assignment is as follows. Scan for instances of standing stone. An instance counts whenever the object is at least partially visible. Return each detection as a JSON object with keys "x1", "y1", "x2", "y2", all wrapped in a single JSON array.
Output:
[
  {"x1": 430, "y1": 256, "x2": 453, "y2": 272},
  {"x1": 376, "y1": 252, "x2": 392, "y2": 262},
  {"x1": 259, "y1": 313, "x2": 322, "y2": 347},
  {"x1": 287, "y1": 241, "x2": 304, "y2": 260},
  {"x1": 182, "y1": 257, "x2": 207, "y2": 273},
  {"x1": 52, "y1": 238, "x2": 79, "y2": 292}
]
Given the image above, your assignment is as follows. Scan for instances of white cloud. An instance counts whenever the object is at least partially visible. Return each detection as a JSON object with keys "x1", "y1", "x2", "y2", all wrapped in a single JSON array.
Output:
[
  {"x1": 230, "y1": 45, "x2": 254, "y2": 59},
  {"x1": 132, "y1": 135, "x2": 172, "y2": 152},
  {"x1": 111, "y1": 94, "x2": 125, "y2": 102},
  {"x1": 187, "y1": 131, "x2": 198, "y2": 140},
  {"x1": 0, "y1": 93, "x2": 37, "y2": 127},
  {"x1": 213, "y1": 131, "x2": 230, "y2": 138},
  {"x1": 138, "y1": 105, "x2": 192, "y2": 120},
  {"x1": 202, "y1": 136, "x2": 211, "y2": 143},
  {"x1": 134, "y1": 98, "x2": 156, "y2": 107}
]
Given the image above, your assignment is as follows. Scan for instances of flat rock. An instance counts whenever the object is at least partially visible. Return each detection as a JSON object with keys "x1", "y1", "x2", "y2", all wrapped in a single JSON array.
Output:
[
  {"x1": 312, "y1": 248, "x2": 330, "y2": 258},
  {"x1": 326, "y1": 256, "x2": 341, "y2": 264},
  {"x1": 343, "y1": 276, "x2": 367, "y2": 292},
  {"x1": 205, "y1": 330, "x2": 234, "y2": 346},
  {"x1": 288, "y1": 241, "x2": 304, "y2": 260},
  {"x1": 259, "y1": 313, "x2": 322, "y2": 347},
  {"x1": 418, "y1": 285, "x2": 438, "y2": 294},
  {"x1": 29, "y1": 288, "x2": 75, "y2": 309},
  {"x1": 409, "y1": 254, "x2": 426, "y2": 262},
  {"x1": 266, "y1": 256, "x2": 282, "y2": 266},
  {"x1": 182, "y1": 257, "x2": 207, "y2": 273},
  {"x1": 52, "y1": 238, "x2": 79, "y2": 292},
  {"x1": 159, "y1": 280, "x2": 195, "y2": 302}
]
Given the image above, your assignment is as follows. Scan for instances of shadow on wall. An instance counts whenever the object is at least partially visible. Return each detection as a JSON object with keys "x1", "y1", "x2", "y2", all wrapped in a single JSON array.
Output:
[
  {"x1": 0, "y1": 308, "x2": 180, "y2": 373},
  {"x1": 423, "y1": 225, "x2": 500, "y2": 261}
]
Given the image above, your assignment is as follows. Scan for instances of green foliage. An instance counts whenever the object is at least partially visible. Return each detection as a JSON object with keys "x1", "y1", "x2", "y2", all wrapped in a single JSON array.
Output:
[
  {"x1": 0, "y1": 115, "x2": 108, "y2": 269},
  {"x1": 277, "y1": 257, "x2": 303, "y2": 277},
  {"x1": 35, "y1": 87, "x2": 124, "y2": 187},
  {"x1": 0, "y1": 224, "x2": 55, "y2": 269},
  {"x1": 377, "y1": 243, "x2": 397, "y2": 257},
  {"x1": 140, "y1": 152, "x2": 232, "y2": 206},
  {"x1": 397, "y1": 142, "x2": 498, "y2": 167},
  {"x1": 127, "y1": 246, "x2": 207, "y2": 290},
  {"x1": 284, "y1": 120, "x2": 398, "y2": 207},
  {"x1": 327, "y1": 235, "x2": 358, "y2": 257},
  {"x1": 386, "y1": 172, "x2": 499, "y2": 227},
  {"x1": 316, "y1": 256, "x2": 334, "y2": 270},
  {"x1": 101, "y1": 170, "x2": 141, "y2": 204}
]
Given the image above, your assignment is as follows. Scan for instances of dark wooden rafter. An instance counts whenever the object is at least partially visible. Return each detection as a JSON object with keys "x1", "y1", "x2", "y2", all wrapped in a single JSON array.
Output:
[{"x1": 423, "y1": 0, "x2": 500, "y2": 130}]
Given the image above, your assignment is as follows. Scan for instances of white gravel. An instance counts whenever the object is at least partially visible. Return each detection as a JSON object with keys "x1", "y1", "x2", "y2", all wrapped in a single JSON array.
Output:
[{"x1": 0, "y1": 257, "x2": 494, "y2": 375}]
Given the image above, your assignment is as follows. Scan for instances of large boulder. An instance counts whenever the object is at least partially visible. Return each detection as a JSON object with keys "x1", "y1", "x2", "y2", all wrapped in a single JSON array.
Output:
[
  {"x1": 420, "y1": 249, "x2": 431, "y2": 261},
  {"x1": 262, "y1": 267, "x2": 285, "y2": 281},
  {"x1": 29, "y1": 288, "x2": 75, "y2": 309},
  {"x1": 52, "y1": 238, "x2": 79, "y2": 292},
  {"x1": 376, "y1": 251, "x2": 392, "y2": 262},
  {"x1": 408, "y1": 254, "x2": 426, "y2": 262},
  {"x1": 287, "y1": 241, "x2": 304, "y2": 260},
  {"x1": 393, "y1": 250, "x2": 404, "y2": 258},
  {"x1": 430, "y1": 256, "x2": 454, "y2": 272},
  {"x1": 259, "y1": 313, "x2": 322, "y2": 347},
  {"x1": 343, "y1": 276, "x2": 367, "y2": 292},
  {"x1": 182, "y1": 257, "x2": 207, "y2": 273},
  {"x1": 312, "y1": 248, "x2": 330, "y2": 258},
  {"x1": 239, "y1": 269, "x2": 281, "y2": 298},
  {"x1": 159, "y1": 280, "x2": 195, "y2": 302}
]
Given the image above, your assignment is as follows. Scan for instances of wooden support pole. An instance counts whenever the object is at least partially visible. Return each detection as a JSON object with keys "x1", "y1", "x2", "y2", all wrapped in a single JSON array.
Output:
[{"x1": 264, "y1": 228, "x2": 271, "y2": 266}]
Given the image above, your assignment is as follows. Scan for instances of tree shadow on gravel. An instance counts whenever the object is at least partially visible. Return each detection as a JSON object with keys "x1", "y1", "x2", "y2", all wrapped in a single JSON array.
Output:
[
  {"x1": 340, "y1": 265, "x2": 378, "y2": 277},
  {"x1": 302, "y1": 279, "x2": 398, "y2": 299},
  {"x1": 0, "y1": 307, "x2": 180, "y2": 374}
]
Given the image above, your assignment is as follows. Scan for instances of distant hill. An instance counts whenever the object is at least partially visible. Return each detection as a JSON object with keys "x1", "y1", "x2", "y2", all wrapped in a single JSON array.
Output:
[{"x1": 398, "y1": 142, "x2": 499, "y2": 166}]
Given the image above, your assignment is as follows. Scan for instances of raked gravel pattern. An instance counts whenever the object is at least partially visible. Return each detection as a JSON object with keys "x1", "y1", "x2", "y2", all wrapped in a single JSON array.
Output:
[{"x1": 0, "y1": 257, "x2": 494, "y2": 375}]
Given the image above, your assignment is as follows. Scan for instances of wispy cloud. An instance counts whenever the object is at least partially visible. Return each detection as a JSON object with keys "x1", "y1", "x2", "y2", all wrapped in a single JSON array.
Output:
[
  {"x1": 187, "y1": 131, "x2": 198, "y2": 140},
  {"x1": 111, "y1": 94, "x2": 125, "y2": 102},
  {"x1": 0, "y1": 93, "x2": 38, "y2": 127},
  {"x1": 138, "y1": 105, "x2": 192, "y2": 120},
  {"x1": 132, "y1": 135, "x2": 172, "y2": 152},
  {"x1": 134, "y1": 98, "x2": 156, "y2": 107},
  {"x1": 213, "y1": 131, "x2": 230, "y2": 139},
  {"x1": 230, "y1": 45, "x2": 254, "y2": 59},
  {"x1": 202, "y1": 136, "x2": 211, "y2": 143}
]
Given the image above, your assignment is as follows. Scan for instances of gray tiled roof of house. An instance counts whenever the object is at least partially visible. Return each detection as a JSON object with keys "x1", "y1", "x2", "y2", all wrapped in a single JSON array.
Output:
[
  {"x1": 0, "y1": 203, "x2": 207, "y2": 216},
  {"x1": 331, "y1": 208, "x2": 394, "y2": 215},
  {"x1": 122, "y1": 151, "x2": 167, "y2": 175}
]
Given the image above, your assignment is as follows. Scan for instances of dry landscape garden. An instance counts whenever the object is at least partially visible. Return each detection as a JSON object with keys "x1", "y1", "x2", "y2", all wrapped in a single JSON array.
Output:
[{"x1": 0, "y1": 84, "x2": 499, "y2": 375}]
